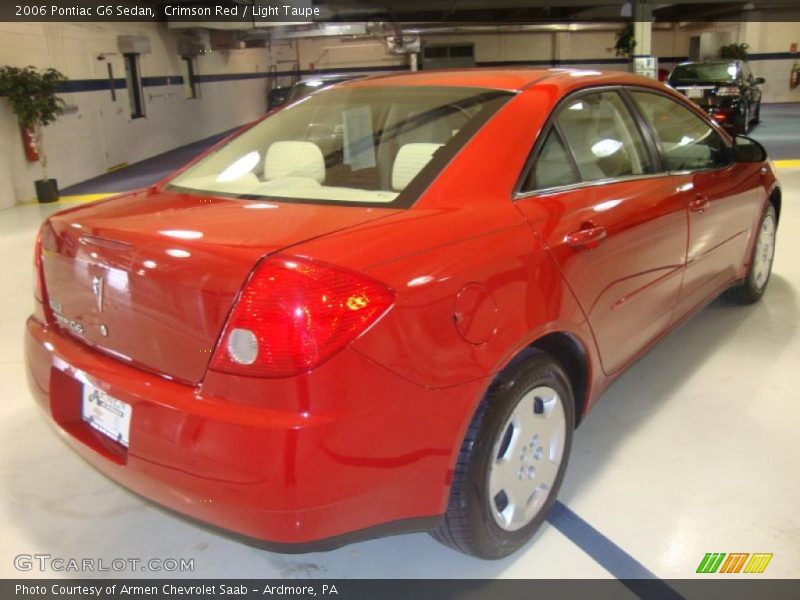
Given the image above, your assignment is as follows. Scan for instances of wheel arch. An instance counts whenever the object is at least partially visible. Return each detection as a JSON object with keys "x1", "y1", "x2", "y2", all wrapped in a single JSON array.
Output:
[
  {"x1": 769, "y1": 185, "x2": 781, "y2": 223},
  {"x1": 494, "y1": 331, "x2": 591, "y2": 428}
]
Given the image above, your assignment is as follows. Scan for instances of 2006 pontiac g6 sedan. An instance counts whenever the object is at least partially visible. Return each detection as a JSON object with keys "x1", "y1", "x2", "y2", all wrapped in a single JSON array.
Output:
[{"x1": 26, "y1": 69, "x2": 780, "y2": 559}]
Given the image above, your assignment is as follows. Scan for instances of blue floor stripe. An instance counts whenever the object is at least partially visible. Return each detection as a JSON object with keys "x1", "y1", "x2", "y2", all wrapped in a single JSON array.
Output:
[{"x1": 547, "y1": 501, "x2": 684, "y2": 599}]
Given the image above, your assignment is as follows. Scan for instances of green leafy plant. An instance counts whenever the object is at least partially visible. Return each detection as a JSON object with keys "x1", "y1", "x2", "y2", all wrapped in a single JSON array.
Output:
[
  {"x1": 0, "y1": 65, "x2": 67, "y2": 180},
  {"x1": 719, "y1": 42, "x2": 749, "y2": 61},
  {"x1": 615, "y1": 23, "x2": 637, "y2": 58}
]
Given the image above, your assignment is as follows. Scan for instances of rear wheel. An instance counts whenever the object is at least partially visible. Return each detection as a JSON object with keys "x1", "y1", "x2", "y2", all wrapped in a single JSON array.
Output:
[
  {"x1": 431, "y1": 351, "x2": 575, "y2": 559},
  {"x1": 724, "y1": 202, "x2": 777, "y2": 304}
]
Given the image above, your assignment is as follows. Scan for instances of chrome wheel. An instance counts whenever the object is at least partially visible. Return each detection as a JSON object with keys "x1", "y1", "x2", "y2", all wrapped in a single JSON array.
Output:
[
  {"x1": 752, "y1": 211, "x2": 776, "y2": 291},
  {"x1": 488, "y1": 386, "x2": 566, "y2": 531}
]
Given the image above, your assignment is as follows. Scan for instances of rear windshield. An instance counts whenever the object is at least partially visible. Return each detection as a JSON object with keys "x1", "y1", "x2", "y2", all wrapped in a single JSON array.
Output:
[
  {"x1": 670, "y1": 63, "x2": 739, "y2": 84},
  {"x1": 167, "y1": 86, "x2": 511, "y2": 208}
]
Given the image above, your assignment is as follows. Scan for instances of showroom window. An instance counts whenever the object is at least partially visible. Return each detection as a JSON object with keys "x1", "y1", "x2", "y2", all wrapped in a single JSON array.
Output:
[
  {"x1": 421, "y1": 43, "x2": 476, "y2": 69},
  {"x1": 124, "y1": 53, "x2": 145, "y2": 119},
  {"x1": 631, "y1": 91, "x2": 731, "y2": 172},
  {"x1": 555, "y1": 91, "x2": 652, "y2": 182},
  {"x1": 522, "y1": 128, "x2": 580, "y2": 191}
]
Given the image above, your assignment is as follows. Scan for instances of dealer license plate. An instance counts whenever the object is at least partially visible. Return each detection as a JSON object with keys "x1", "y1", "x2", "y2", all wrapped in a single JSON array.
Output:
[
  {"x1": 81, "y1": 384, "x2": 132, "y2": 447},
  {"x1": 686, "y1": 87, "x2": 704, "y2": 99}
]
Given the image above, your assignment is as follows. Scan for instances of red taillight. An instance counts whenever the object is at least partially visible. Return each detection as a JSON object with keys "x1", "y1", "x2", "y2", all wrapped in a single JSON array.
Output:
[
  {"x1": 210, "y1": 255, "x2": 395, "y2": 378},
  {"x1": 713, "y1": 112, "x2": 727, "y2": 121}
]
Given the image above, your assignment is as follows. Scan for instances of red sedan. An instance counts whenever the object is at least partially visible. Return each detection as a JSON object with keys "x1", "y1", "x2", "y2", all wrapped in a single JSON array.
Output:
[{"x1": 26, "y1": 69, "x2": 780, "y2": 559}]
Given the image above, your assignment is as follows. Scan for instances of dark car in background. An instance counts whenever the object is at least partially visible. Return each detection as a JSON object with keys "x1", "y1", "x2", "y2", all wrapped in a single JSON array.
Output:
[{"x1": 668, "y1": 60, "x2": 764, "y2": 134}]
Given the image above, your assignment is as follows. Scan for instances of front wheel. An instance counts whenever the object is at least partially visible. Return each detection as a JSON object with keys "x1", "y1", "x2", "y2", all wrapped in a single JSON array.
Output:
[
  {"x1": 431, "y1": 351, "x2": 575, "y2": 559},
  {"x1": 724, "y1": 202, "x2": 777, "y2": 304}
]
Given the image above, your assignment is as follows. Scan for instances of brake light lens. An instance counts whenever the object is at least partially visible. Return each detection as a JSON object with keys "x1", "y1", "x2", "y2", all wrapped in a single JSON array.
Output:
[
  {"x1": 716, "y1": 86, "x2": 740, "y2": 97},
  {"x1": 210, "y1": 255, "x2": 395, "y2": 377}
]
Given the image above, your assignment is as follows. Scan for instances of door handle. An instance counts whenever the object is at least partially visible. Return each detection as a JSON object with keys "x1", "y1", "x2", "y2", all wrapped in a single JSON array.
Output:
[
  {"x1": 566, "y1": 223, "x2": 606, "y2": 250},
  {"x1": 688, "y1": 195, "x2": 710, "y2": 213}
]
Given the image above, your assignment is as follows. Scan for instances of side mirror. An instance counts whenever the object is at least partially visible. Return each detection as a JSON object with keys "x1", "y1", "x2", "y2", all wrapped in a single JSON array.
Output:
[
  {"x1": 755, "y1": 77, "x2": 766, "y2": 85},
  {"x1": 733, "y1": 135, "x2": 767, "y2": 163}
]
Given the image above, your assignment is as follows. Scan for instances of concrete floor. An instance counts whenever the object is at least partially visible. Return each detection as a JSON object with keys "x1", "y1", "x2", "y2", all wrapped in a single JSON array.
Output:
[{"x1": 1, "y1": 166, "x2": 799, "y2": 579}]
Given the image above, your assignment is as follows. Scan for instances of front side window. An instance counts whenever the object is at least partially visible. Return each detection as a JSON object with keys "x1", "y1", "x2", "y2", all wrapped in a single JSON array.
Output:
[
  {"x1": 555, "y1": 91, "x2": 652, "y2": 182},
  {"x1": 631, "y1": 91, "x2": 730, "y2": 172},
  {"x1": 168, "y1": 86, "x2": 510, "y2": 207}
]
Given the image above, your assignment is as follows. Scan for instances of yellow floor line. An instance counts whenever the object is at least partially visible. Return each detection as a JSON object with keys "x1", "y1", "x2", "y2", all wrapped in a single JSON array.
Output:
[
  {"x1": 58, "y1": 193, "x2": 118, "y2": 204},
  {"x1": 774, "y1": 159, "x2": 800, "y2": 169},
  {"x1": 22, "y1": 192, "x2": 119, "y2": 205}
]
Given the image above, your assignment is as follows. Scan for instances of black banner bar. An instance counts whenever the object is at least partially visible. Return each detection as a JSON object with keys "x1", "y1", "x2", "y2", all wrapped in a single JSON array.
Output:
[
  {"x1": 1, "y1": 0, "x2": 800, "y2": 23},
  {"x1": 4, "y1": 579, "x2": 800, "y2": 600}
]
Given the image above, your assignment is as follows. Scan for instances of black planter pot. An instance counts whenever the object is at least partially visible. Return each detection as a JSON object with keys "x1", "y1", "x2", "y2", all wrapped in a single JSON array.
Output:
[{"x1": 35, "y1": 178, "x2": 59, "y2": 203}]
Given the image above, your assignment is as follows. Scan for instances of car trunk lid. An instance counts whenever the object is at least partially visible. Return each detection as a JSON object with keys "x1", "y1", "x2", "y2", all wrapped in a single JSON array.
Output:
[{"x1": 40, "y1": 189, "x2": 398, "y2": 384}]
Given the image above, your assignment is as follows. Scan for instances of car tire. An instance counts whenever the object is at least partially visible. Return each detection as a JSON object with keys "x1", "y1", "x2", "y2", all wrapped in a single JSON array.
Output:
[
  {"x1": 431, "y1": 350, "x2": 575, "y2": 559},
  {"x1": 724, "y1": 202, "x2": 777, "y2": 305}
]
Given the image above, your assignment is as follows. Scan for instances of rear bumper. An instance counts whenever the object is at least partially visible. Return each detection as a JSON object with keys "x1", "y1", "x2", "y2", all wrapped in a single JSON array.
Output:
[
  {"x1": 691, "y1": 98, "x2": 741, "y2": 129},
  {"x1": 25, "y1": 316, "x2": 487, "y2": 547}
]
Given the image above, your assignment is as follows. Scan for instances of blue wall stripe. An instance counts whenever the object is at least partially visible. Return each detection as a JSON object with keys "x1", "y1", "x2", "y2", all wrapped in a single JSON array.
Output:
[
  {"x1": 60, "y1": 78, "x2": 126, "y2": 93},
  {"x1": 547, "y1": 502, "x2": 683, "y2": 598},
  {"x1": 8, "y1": 50, "x2": 795, "y2": 96},
  {"x1": 142, "y1": 75, "x2": 184, "y2": 87}
]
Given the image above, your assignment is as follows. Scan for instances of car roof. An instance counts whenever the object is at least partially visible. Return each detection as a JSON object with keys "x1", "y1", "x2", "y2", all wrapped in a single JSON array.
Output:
[
  {"x1": 297, "y1": 73, "x2": 367, "y2": 84},
  {"x1": 675, "y1": 59, "x2": 740, "y2": 66},
  {"x1": 343, "y1": 68, "x2": 667, "y2": 93}
]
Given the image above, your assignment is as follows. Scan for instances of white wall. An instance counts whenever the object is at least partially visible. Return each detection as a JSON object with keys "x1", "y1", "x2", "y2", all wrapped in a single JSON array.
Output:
[
  {"x1": 0, "y1": 21, "x2": 274, "y2": 208},
  {"x1": 420, "y1": 24, "x2": 800, "y2": 101},
  {"x1": 297, "y1": 36, "x2": 404, "y2": 71}
]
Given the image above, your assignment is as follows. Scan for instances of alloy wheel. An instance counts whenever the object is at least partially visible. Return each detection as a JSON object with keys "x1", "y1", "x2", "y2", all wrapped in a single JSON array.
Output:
[
  {"x1": 488, "y1": 386, "x2": 566, "y2": 531},
  {"x1": 753, "y1": 211, "x2": 776, "y2": 290}
]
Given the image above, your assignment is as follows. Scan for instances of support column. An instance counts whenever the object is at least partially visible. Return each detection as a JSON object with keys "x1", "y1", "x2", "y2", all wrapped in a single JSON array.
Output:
[
  {"x1": 738, "y1": 11, "x2": 763, "y2": 53},
  {"x1": 632, "y1": 0, "x2": 656, "y2": 79}
]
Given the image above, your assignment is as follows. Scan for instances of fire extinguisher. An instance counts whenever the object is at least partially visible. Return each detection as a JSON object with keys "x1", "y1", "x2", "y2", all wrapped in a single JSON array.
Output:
[
  {"x1": 791, "y1": 59, "x2": 800, "y2": 89},
  {"x1": 20, "y1": 125, "x2": 39, "y2": 162}
]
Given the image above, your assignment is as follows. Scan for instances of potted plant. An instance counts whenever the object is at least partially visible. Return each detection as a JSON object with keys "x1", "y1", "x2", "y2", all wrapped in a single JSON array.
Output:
[
  {"x1": 615, "y1": 23, "x2": 637, "y2": 58},
  {"x1": 719, "y1": 42, "x2": 750, "y2": 61},
  {"x1": 0, "y1": 65, "x2": 67, "y2": 203}
]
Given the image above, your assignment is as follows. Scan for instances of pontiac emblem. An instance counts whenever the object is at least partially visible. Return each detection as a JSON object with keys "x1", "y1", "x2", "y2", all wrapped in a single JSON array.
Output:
[{"x1": 91, "y1": 275, "x2": 105, "y2": 313}]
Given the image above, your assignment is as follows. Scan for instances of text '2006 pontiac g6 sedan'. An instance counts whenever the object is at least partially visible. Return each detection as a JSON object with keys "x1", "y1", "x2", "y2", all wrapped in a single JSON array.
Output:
[{"x1": 26, "y1": 68, "x2": 779, "y2": 559}]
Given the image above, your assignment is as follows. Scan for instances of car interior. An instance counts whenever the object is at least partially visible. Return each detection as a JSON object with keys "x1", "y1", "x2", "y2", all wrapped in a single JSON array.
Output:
[{"x1": 170, "y1": 88, "x2": 496, "y2": 204}]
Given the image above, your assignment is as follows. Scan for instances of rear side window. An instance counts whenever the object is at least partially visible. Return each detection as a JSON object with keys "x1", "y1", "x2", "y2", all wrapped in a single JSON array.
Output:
[
  {"x1": 631, "y1": 91, "x2": 730, "y2": 172},
  {"x1": 555, "y1": 92, "x2": 652, "y2": 182},
  {"x1": 523, "y1": 129, "x2": 580, "y2": 191}
]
